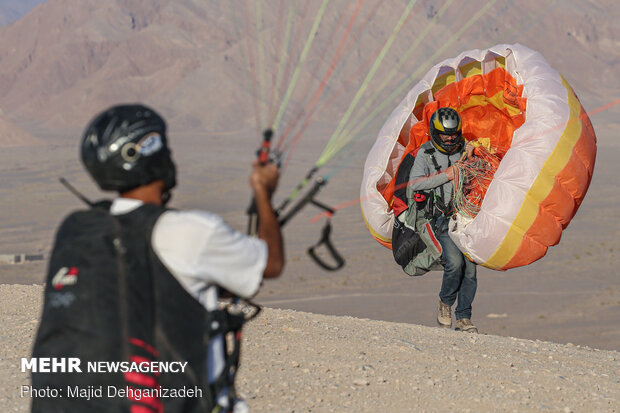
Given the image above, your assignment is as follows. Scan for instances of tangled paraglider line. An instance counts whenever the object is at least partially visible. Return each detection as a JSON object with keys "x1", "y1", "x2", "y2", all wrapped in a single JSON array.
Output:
[{"x1": 452, "y1": 146, "x2": 504, "y2": 219}]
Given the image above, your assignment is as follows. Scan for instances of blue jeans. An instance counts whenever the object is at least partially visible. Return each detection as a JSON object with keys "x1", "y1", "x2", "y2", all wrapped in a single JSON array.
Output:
[{"x1": 436, "y1": 217, "x2": 477, "y2": 320}]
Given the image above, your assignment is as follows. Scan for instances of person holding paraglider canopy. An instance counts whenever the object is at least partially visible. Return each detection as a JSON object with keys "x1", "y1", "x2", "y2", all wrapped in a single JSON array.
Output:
[
  {"x1": 408, "y1": 107, "x2": 478, "y2": 333},
  {"x1": 362, "y1": 44, "x2": 597, "y2": 334}
]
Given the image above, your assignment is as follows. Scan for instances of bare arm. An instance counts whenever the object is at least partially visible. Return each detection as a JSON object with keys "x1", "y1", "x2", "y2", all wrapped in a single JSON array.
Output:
[{"x1": 250, "y1": 162, "x2": 285, "y2": 278}]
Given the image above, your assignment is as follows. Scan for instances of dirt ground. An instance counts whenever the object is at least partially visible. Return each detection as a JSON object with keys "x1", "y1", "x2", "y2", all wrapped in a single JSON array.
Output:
[{"x1": 1, "y1": 285, "x2": 618, "y2": 412}]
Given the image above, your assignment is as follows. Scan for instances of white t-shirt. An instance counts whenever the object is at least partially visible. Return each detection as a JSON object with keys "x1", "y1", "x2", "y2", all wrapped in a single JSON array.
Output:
[
  {"x1": 110, "y1": 197, "x2": 267, "y2": 405},
  {"x1": 110, "y1": 198, "x2": 267, "y2": 307}
]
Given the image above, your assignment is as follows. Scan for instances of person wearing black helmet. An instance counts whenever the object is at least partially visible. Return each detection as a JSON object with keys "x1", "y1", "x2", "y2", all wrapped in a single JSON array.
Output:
[
  {"x1": 408, "y1": 107, "x2": 478, "y2": 333},
  {"x1": 31, "y1": 104, "x2": 283, "y2": 412}
]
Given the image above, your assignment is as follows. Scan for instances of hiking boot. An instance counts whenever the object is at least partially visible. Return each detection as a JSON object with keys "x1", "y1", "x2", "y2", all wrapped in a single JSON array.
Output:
[
  {"x1": 455, "y1": 318, "x2": 478, "y2": 333},
  {"x1": 437, "y1": 300, "x2": 452, "y2": 328}
]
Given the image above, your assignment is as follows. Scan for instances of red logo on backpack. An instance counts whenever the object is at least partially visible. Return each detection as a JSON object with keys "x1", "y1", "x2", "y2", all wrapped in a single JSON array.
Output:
[{"x1": 52, "y1": 267, "x2": 79, "y2": 290}]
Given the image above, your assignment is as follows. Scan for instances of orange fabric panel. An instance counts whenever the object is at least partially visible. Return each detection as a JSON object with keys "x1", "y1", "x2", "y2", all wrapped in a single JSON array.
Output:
[
  {"x1": 502, "y1": 104, "x2": 596, "y2": 270},
  {"x1": 416, "y1": 67, "x2": 525, "y2": 154},
  {"x1": 460, "y1": 104, "x2": 522, "y2": 153},
  {"x1": 380, "y1": 67, "x2": 526, "y2": 209},
  {"x1": 451, "y1": 72, "x2": 485, "y2": 102},
  {"x1": 565, "y1": 110, "x2": 597, "y2": 208},
  {"x1": 433, "y1": 67, "x2": 524, "y2": 109},
  {"x1": 501, "y1": 225, "x2": 549, "y2": 270},
  {"x1": 374, "y1": 237, "x2": 392, "y2": 250},
  {"x1": 523, "y1": 207, "x2": 563, "y2": 248}
]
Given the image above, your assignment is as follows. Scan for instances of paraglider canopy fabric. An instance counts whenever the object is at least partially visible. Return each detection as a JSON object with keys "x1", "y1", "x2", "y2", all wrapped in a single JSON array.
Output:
[
  {"x1": 361, "y1": 44, "x2": 596, "y2": 270},
  {"x1": 381, "y1": 64, "x2": 526, "y2": 216}
]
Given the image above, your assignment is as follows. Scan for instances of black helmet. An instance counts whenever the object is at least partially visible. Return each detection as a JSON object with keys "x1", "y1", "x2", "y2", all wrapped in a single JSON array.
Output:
[
  {"x1": 81, "y1": 104, "x2": 176, "y2": 194},
  {"x1": 429, "y1": 107, "x2": 464, "y2": 154}
]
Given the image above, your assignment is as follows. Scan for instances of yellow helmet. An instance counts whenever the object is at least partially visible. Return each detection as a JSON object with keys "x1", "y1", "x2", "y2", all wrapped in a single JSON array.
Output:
[{"x1": 429, "y1": 107, "x2": 463, "y2": 154}]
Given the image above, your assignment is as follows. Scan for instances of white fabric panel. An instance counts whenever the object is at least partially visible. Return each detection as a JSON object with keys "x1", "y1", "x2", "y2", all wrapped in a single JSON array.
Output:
[
  {"x1": 449, "y1": 45, "x2": 569, "y2": 263},
  {"x1": 362, "y1": 44, "x2": 572, "y2": 266}
]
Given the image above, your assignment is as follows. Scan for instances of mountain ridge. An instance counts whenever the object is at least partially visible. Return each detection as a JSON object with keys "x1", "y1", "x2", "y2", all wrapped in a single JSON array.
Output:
[{"x1": 0, "y1": 0, "x2": 617, "y2": 145}]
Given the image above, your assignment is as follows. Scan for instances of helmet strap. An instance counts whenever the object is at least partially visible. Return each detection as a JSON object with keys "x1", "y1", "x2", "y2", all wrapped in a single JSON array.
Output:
[{"x1": 161, "y1": 190, "x2": 172, "y2": 206}]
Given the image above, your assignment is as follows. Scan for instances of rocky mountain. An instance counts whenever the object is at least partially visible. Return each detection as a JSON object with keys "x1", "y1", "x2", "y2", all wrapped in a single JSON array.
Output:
[
  {"x1": 0, "y1": 0, "x2": 617, "y2": 145},
  {"x1": 0, "y1": 0, "x2": 47, "y2": 26},
  {"x1": 0, "y1": 110, "x2": 41, "y2": 146}
]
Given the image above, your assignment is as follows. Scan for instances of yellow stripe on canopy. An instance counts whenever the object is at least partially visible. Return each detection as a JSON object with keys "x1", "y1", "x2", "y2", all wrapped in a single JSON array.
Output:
[{"x1": 483, "y1": 77, "x2": 583, "y2": 269}]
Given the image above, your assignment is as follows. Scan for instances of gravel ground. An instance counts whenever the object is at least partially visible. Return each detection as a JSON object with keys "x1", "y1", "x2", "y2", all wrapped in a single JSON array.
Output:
[{"x1": 1, "y1": 284, "x2": 619, "y2": 412}]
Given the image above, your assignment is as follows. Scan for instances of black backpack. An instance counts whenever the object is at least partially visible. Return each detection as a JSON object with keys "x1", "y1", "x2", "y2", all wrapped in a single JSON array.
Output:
[{"x1": 32, "y1": 202, "x2": 216, "y2": 412}]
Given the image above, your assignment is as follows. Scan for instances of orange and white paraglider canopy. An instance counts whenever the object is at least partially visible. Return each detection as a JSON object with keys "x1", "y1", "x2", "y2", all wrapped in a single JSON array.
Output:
[{"x1": 361, "y1": 44, "x2": 596, "y2": 270}]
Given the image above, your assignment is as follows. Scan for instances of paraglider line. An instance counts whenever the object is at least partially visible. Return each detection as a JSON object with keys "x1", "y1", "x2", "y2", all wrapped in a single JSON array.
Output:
[
  {"x1": 280, "y1": 0, "x2": 364, "y2": 171},
  {"x1": 256, "y1": 0, "x2": 267, "y2": 129},
  {"x1": 320, "y1": 0, "x2": 419, "y2": 166},
  {"x1": 271, "y1": 0, "x2": 313, "y2": 134},
  {"x1": 324, "y1": 0, "x2": 500, "y2": 166},
  {"x1": 274, "y1": 0, "x2": 409, "y2": 209},
  {"x1": 268, "y1": 0, "x2": 295, "y2": 125},
  {"x1": 243, "y1": 1, "x2": 263, "y2": 134},
  {"x1": 272, "y1": 0, "x2": 330, "y2": 133},
  {"x1": 289, "y1": 0, "x2": 385, "y2": 129},
  {"x1": 277, "y1": 0, "x2": 356, "y2": 152},
  {"x1": 530, "y1": 96, "x2": 620, "y2": 142},
  {"x1": 275, "y1": 0, "x2": 418, "y2": 171},
  {"x1": 587, "y1": 97, "x2": 620, "y2": 116},
  {"x1": 275, "y1": 0, "x2": 386, "y2": 154},
  {"x1": 343, "y1": 0, "x2": 456, "y2": 139},
  {"x1": 318, "y1": 0, "x2": 499, "y2": 167}
]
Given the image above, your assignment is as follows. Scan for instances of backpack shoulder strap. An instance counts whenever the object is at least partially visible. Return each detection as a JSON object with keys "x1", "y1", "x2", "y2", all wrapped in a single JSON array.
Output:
[
  {"x1": 423, "y1": 147, "x2": 448, "y2": 213},
  {"x1": 424, "y1": 147, "x2": 443, "y2": 174}
]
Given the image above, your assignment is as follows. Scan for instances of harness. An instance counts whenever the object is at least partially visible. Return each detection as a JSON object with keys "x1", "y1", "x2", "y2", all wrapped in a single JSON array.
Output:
[
  {"x1": 209, "y1": 299, "x2": 261, "y2": 413},
  {"x1": 423, "y1": 147, "x2": 453, "y2": 222}
]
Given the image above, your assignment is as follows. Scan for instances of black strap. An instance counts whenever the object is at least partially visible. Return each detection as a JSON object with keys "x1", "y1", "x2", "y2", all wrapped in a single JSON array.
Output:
[
  {"x1": 208, "y1": 300, "x2": 261, "y2": 413},
  {"x1": 424, "y1": 147, "x2": 452, "y2": 216},
  {"x1": 307, "y1": 219, "x2": 345, "y2": 271},
  {"x1": 277, "y1": 177, "x2": 325, "y2": 227},
  {"x1": 277, "y1": 177, "x2": 346, "y2": 271},
  {"x1": 425, "y1": 147, "x2": 442, "y2": 173}
]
